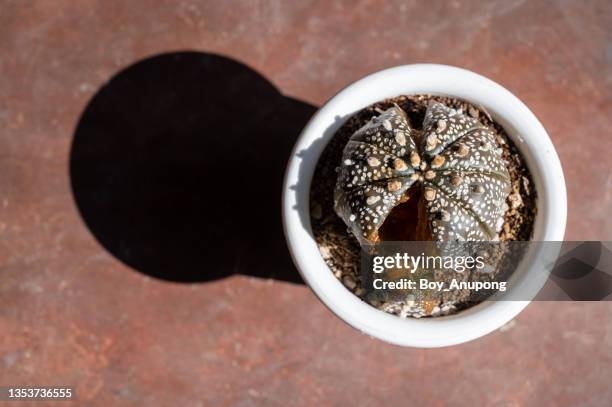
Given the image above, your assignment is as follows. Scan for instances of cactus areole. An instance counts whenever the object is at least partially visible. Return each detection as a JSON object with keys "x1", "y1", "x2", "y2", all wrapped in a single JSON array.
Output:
[{"x1": 334, "y1": 102, "x2": 511, "y2": 245}]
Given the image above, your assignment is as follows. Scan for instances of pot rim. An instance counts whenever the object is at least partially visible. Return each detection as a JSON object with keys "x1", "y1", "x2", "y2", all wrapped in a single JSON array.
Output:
[{"x1": 282, "y1": 64, "x2": 567, "y2": 348}]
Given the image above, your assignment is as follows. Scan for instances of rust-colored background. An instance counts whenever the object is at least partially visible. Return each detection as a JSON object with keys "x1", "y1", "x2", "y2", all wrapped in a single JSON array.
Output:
[{"x1": 1, "y1": 1, "x2": 611, "y2": 405}]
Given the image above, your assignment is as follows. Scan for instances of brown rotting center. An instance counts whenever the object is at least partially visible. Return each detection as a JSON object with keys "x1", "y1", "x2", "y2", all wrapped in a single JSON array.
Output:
[{"x1": 377, "y1": 184, "x2": 431, "y2": 241}]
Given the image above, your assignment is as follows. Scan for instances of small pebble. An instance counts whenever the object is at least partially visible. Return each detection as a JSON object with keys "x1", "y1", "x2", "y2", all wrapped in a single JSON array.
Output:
[
  {"x1": 508, "y1": 192, "x2": 523, "y2": 209},
  {"x1": 522, "y1": 176, "x2": 531, "y2": 194},
  {"x1": 343, "y1": 275, "x2": 357, "y2": 290},
  {"x1": 319, "y1": 245, "x2": 332, "y2": 259}
]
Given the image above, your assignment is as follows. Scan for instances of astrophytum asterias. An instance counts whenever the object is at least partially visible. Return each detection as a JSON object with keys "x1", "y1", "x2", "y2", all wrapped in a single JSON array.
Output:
[{"x1": 334, "y1": 102, "x2": 511, "y2": 244}]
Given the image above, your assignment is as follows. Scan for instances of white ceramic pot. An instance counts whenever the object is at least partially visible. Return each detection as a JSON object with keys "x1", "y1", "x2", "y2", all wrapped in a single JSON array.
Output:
[{"x1": 282, "y1": 64, "x2": 566, "y2": 347}]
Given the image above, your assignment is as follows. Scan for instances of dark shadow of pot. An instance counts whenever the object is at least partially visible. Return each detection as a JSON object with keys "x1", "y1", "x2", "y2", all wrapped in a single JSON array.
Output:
[{"x1": 70, "y1": 51, "x2": 316, "y2": 284}]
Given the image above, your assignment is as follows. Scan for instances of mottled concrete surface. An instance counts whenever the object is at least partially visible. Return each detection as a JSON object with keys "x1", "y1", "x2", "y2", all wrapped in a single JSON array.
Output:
[{"x1": 1, "y1": 0, "x2": 611, "y2": 405}]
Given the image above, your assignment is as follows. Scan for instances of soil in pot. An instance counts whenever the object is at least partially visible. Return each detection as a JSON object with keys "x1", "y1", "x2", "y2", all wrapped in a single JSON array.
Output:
[{"x1": 309, "y1": 95, "x2": 537, "y2": 318}]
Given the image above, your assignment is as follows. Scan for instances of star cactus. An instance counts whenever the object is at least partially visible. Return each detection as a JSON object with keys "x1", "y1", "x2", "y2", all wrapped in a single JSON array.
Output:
[{"x1": 334, "y1": 102, "x2": 511, "y2": 244}]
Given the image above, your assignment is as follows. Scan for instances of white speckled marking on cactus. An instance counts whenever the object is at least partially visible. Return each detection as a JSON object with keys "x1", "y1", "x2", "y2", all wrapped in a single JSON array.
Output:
[{"x1": 334, "y1": 102, "x2": 512, "y2": 244}]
